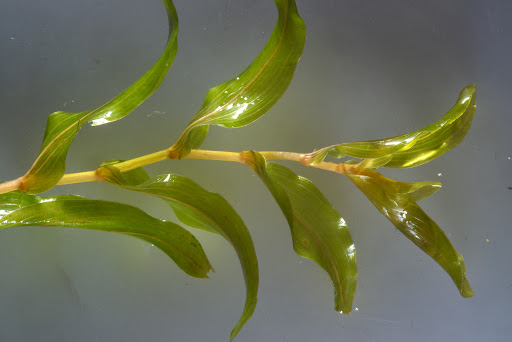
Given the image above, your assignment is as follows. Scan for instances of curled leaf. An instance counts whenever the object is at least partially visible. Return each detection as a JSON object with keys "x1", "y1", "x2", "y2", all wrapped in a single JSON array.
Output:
[
  {"x1": 172, "y1": 0, "x2": 306, "y2": 158},
  {"x1": 344, "y1": 167, "x2": 473, "y2": 298},
  {"x1": 99, "y1": 160, "x2": 150, "y2": 186},
  {"x1": 20, "y1": 0, "x2": 179, "y2": 194},
  {"x1": 309, "y1": 85, "x2": 476, "y2": 168},
  {"x1": 98, "y1": 166, "x2": 258, "y2": 341},
  {"x1": 0, "y1": 191, "x2": 212, "y2": 278},
  {"x1": 243, "y1": 151, "x2": 357, "y2": 313}
]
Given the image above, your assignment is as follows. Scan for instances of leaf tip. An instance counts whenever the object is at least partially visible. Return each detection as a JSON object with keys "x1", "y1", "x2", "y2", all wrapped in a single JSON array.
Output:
[
  {"x1": 336, "y1": 307, "x2": 352, "y2": 315},
  {"x1": 229, "y1": 316, "x2": 249, "y2": 342},
  {"x1": 460, "y1": 278, "x2": 474, "y2": 298},
  {"x1": 334, "y1": 290, "x2": 354, "y2": 315}
]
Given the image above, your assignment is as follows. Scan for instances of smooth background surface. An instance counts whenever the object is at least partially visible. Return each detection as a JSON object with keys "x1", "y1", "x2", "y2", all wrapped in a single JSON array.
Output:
[{"x1": 0, "y1": 0, "x2": 511, "y2": 341}]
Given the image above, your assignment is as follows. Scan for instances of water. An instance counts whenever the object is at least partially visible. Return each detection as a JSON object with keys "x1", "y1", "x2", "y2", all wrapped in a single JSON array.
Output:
[{"x1": 0, "y1": 0, "x2": 511, "y2": 341}]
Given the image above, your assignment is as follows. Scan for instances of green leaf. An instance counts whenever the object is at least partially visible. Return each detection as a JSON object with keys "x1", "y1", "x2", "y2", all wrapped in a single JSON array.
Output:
[
  {"x1": 171, "y1": 0, "x2": 306, "y2": 158},
  {"x1": 344, "y1": 167, "x2": 473, "y2": 298},
  {"x1": 309, "y1": 85, "x2": 476, "y2": 168},
  {"x1": 0, "y1": 191, "x2": 212, "y2": 279},
  {"x1": 98, "y1": 166, "x2": 258, "y2": 341},
  {"x1": 243, "y1": 151, "x2": 357, "y2": 314},
  {"x1": 20, "y1": 0, "x2": 179, "y2": 194},
  {"x1": 99, "y1": 160, "x2": 150, "y2": 186}
]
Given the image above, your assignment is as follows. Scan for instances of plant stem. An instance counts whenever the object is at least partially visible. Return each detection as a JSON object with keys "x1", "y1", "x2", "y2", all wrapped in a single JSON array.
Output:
[
  {"x1": 259, "y1": 151, "x2": 308, "y2": 163},
  {"x1": 183, "y1": 150, "x2": 348, "y2": 175},
  {"x1": 0, "y1": 148, "x2": 351, "y2": 194},
  {"x1": 57, "y1": 171, "x2": 98, "y2": 185},
  {"x1": 185, "y1": 149, "x2": 242, "y2": 162},
  {"x1": 111, "y1": 150, "x2": 170, "y2": 172},
  {"x1": 0, "y1": 177, "x2": 23, "y2": 194}
]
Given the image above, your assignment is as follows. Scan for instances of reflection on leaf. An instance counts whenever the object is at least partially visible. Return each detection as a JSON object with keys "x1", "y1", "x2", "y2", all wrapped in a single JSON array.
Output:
[
  {"x1": 98, "y1": 166, "x2": 258, "y2": 341},
  {"x1": 344, "y1": 167, "x2": 473, "y2": 298},
  {"x1": 243, "y1": 151, "x2": 357, "y2": 313},
  {"x1": 309, "y1": 85, "x2": 476, "y2": 168},
  {"x1": 20, "y1": 0, "x2": 179, "y2": 194},
  {"x1": 0, "y1": 191, "x2": 212, "y2": 278},
  {"x1": 172, "y1": 0, "x2": 306, "y2": 158}
]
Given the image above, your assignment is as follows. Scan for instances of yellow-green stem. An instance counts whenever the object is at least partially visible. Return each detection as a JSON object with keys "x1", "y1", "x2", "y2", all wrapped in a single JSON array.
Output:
[
  {"x1": 185, "y1": 149, "x2": 242, "y2": 162},
  {"x1": 0, "y1": 177, "x2": 23, "y2": 194},
  {"x1": 0, "y1": 148, "x2": 350, "y2": 194},
  {"x1": 58, "y1": 171, "x2": 98, "y2": 185},
  {"x1": 112, "y1": 150, "x2": 169, "y2": 172}
]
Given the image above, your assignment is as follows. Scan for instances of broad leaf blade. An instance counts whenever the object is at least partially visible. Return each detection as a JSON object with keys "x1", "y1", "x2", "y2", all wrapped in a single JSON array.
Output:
[
  {"x1": 99, "y1": 166, "x2": 258, "y2": 341},
  {"x1": 243, "y1": 151, "x2": 357, "y2": 313},
  {"x1": 20, "y1": 0, "x2": 179, "y2": 194},
  {"x1": 309, "y1": 85, "x2": 476, "y2": 168},
  {"x1": 344, "y1": 167, "x2": 473, "y2": 297},
  {"x1": 0, "y1": 191, "x2": 212, "y2": 279},
  {"x1": 172, "y1": 0, "x2": 306, "y2": 158}
]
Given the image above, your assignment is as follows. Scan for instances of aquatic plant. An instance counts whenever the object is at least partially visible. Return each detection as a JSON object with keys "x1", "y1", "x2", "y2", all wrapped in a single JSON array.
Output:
[{"x1": 0, "y1": 0, "x2": 475, "y2": 340}]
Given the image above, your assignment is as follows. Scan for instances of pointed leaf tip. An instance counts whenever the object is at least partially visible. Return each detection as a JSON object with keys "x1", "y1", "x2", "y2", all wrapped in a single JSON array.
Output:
[
  {"x1": 172, "y1": 0, "x2": 306, "y2": 158},
  {"x1": 0, "y1": 191, "x2": 212, "y2": 279},
  {"x1": 101, "y1": 167, "x2": 259, "y2": 340},
  {"x1": 310, "y1": 85, "x2": 476, "y2": 169},
  {"x1": 20, "y1": 0, "x2": 179, "y2": 194},
  {"x1": 244, "y1": 151, "x2": 357, "y2": 314},
  {"x1": 345, "y1": 167, "x2": 473, "y2": 298}
]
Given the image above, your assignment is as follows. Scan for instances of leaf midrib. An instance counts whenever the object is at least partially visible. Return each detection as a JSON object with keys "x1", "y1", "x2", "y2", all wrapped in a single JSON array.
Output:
[
  {"x1": 0, "y1": 202, "x2": 206, "y2": 271},
  {"x1": 284, "y1": 185, "x2": 346, "y2": 308},
  {"x1": 187, "y1": 0, "x2": 293, "y2": 129},
  {"x1": 131, "y1": 185, "x2": 234, "y2": 244},
  {"x1": 27, "y1": 21, "x2": 178, "y2": 176}
]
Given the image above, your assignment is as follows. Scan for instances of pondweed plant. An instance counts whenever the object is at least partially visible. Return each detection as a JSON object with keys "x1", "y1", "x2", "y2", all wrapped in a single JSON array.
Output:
[{"x1": 0, "y1": 0, "x2": 475, "y2": 340}]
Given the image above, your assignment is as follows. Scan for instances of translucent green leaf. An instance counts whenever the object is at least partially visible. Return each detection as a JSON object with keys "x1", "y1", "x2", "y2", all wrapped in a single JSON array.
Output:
[
  {"x1": 20, "y1": 0, "x2": 179, "y2": 194},
  {"x1": 171, "y1": 0, "x2": 306, "y2": 158},
  {"x1": 0, "y1": 191, "x2": 212, "y2": 279},
  {"x1": 243, "y1": 151, "x2": 357, "y2": 313},
  {"x1": 309, "y1": 85, "x2": 476, "y2": 168},
  {"x1": 99, "y1": 160, "x2": 150, "y2": 186},
  {"x1": 344, "y1": 167, "x2": 473, "y2": 297},
  {"x1": 98, "y1": 166, "x2": 258, "y2": 341}
]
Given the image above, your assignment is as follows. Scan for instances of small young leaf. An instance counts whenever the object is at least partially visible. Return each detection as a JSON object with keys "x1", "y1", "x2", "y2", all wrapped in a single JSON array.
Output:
[
  {"x1": 99, "y1": 166, "x2": 258, "y2": 341},
  {"x1": 172, "y1": 0, "x2": 306, "y2": 158},
  {"x1": 344, "y1": 167, "x2": 473, "y2": 298},
  {"x1": 309, "y1": 85, "x2": 476, "y2": 168},
  {"x1": 20, "y1": 0, "x2": 179, "y2": 194},
  {"x1": 0, "y1": 191, "x2": 212, "y2": 279},
  {"x1": 243, "y1": 151, "x2": 357, "y2": 314}
]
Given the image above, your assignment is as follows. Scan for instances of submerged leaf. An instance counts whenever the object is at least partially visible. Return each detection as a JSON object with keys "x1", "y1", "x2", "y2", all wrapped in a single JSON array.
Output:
[
  {"x1": 343, "y1": 167, "x2": 473, "y2": 297},
  {"x1": 20, "y1": 0, "x2": 179, "y2": 194},
  {"x1": 172, "y1": 0, "x2": 306, "y2": 158},
  {"x1": 309, "y1": 85, "x2": 476, "y2": 168},
  {"x1": 0, "y1": 191, "x2": 212, "y2": 278},
  {"x1": 98, "y1": 166, "x2": 258, "y2": 341},
  {"x1": 99, "y1": 160, "x2": 150, "y2": 186},
  {"x1": 243, "y1": 151, "x2": 357, "y2": 313}
]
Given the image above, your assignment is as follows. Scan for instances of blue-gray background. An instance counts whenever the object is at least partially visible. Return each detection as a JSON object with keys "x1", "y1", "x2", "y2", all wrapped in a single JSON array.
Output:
[{"x1": 0, "y1": 0, "x2": 511, "y2": 341}]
